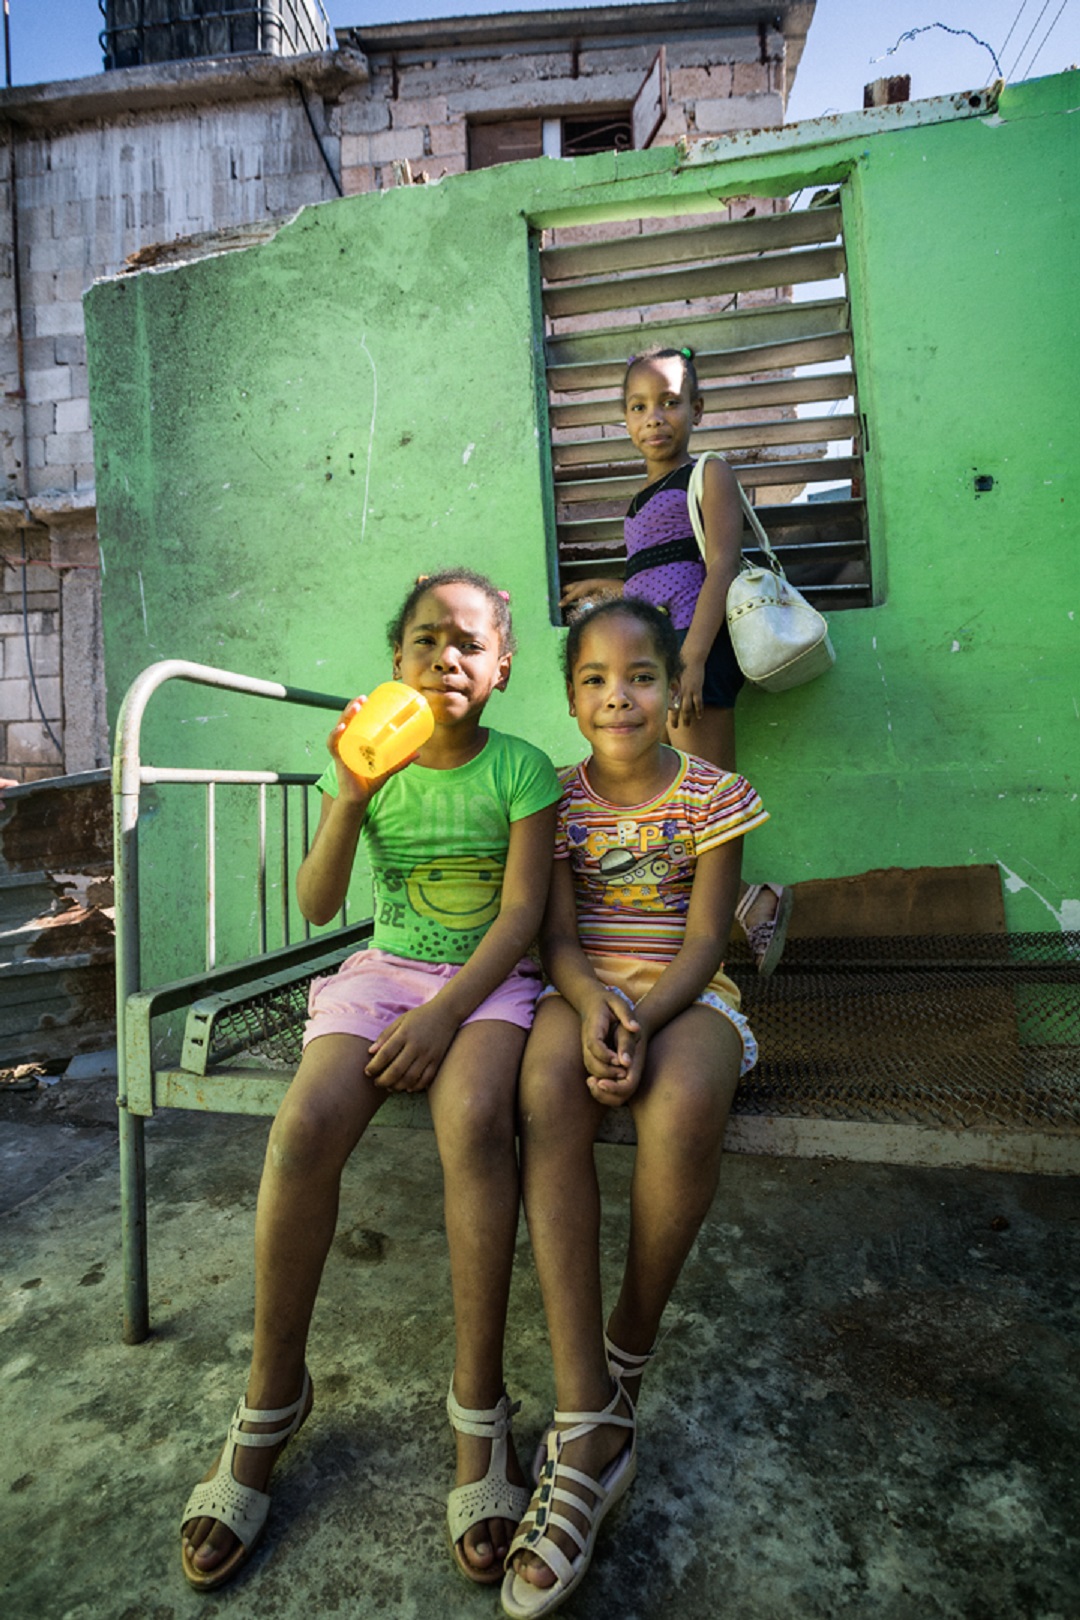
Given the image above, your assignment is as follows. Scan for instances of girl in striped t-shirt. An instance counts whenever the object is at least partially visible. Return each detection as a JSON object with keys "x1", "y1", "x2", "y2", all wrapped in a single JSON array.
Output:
[{"x1": 502, "y1": 598, "x2": 766, "y2": 1620}]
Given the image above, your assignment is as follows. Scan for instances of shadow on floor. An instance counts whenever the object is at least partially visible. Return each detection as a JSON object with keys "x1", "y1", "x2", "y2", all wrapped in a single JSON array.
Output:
[{"x1": 1, "y1": 1098, "x2": 1078, "y2": 1620}]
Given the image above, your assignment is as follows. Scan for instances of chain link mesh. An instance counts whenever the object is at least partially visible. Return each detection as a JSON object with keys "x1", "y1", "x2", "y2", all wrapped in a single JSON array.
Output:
[{"x1": 202, "y1": 932, "x2": 1080, "y2": 1130}]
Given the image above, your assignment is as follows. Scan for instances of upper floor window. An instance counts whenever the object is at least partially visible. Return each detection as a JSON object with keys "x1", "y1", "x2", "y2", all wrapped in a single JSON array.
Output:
[
  {"x1": 468, "y1": 49, "x2": 665, "y2": 171},
  {"x1": 536, "y1": 188, "x2": 871, "y2": 617}
]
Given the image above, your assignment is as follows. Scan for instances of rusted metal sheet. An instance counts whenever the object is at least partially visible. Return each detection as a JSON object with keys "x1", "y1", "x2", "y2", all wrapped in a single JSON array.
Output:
[
  {"x1": 0, "y1": 771, "x2": 115, "y2": 1067},
  {"x1": 0, "y1": 770, "x2": 111, "y2": 876}
]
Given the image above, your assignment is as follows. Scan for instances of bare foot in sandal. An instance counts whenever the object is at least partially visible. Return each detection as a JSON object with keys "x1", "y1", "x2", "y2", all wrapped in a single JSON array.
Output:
[
  {"x1": 504, "y1": 1384, "x2": 635, "y2": 1614},
  {"x1": 447, "y1": 1381, "x2": 531, "y2": 1585},
  {"x1": 735, "y1": 882, "x2": 793, "y2": 976},
  {"x1": 180, "y1": 1371, "x2": 313, "y2": 1591}
]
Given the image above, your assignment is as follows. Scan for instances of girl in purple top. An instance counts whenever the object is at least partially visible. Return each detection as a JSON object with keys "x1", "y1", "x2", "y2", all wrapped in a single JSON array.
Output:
[{"x1": 561, "y1": 345, "x2": 792, "y2": 973}]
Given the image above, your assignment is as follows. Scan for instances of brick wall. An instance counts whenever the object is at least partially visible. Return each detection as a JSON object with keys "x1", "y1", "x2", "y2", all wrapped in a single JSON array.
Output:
[
  {"x1": 0, "y1": 58, "x2": 360, "y2": 778},
  {"x1": 0, "y1": 535, "x2": 62, "y2": 783},
  {"x1": 342, "y1": 23, "x2": 786, "y2": 190}
]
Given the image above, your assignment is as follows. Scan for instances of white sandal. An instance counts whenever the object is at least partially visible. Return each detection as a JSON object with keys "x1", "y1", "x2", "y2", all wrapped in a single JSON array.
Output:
[
  {"x1": 604, "y1": 1330, "x2": 657, "y2": 1410},
  {"x1": 531, "y1": 1331, "x2": 656, "y2": 1483},
  {"x1": 735, "y1": 881, "x2": 793, "y2": 976},
  {"x1": 180, "y1": 1368, "x2": 312, "y2": 1592},
  {"x1": 447, "y1": 1379, "x2": 531, "y2": 1586},
  {"x1": 501, "y1": 1383, "x2": 636, "y2": 1619}
]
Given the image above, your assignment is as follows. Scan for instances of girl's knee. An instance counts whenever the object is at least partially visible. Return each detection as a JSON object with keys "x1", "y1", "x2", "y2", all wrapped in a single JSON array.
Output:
[
  {"x1": 268, "y1": 1092, "x2": 350, "y2": 1178},
  {"x1": 519, "y1": 1054, "x2": 594, "y2": 1149},
  {"x1": 639, "y1": 1074, "x2": 730, "y2": 1163},
  {"x1": 435, "y1": 1081, "x2": 516, "y2": 1164}
]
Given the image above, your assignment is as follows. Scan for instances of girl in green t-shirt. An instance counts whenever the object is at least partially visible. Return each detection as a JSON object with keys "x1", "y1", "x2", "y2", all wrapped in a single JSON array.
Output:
[{"x1": 181, "y1": 571, "x2": 560, "y2": 1593}]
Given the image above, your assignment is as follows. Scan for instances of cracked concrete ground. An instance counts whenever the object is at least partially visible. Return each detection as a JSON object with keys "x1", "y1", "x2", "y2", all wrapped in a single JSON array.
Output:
[{"x1": 1, "y1": 1072, "x2": 1078, "y2": 1620}]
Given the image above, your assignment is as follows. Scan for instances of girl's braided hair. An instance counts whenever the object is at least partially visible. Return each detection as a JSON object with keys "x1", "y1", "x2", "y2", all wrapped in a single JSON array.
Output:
[
  {"x1": 622, "y1": 344, "x2": 699, "y2": 404},
  {"x1": 387, "y1": 569, "x2": 516, "y2": 654},
  {"x1": 562, "y1": 597, "x2": 683, "y2": 686}
]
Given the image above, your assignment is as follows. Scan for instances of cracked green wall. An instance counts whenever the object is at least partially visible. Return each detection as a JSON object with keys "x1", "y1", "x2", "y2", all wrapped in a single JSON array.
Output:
[{"x1": 86, "y1": 74, "x2": 1080, "y2": 977}]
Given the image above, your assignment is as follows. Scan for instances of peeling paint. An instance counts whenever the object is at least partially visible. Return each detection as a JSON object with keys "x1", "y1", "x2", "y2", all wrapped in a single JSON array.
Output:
[{"x1": 996, "y1": 860, "x2": 1077, "y2": 932}]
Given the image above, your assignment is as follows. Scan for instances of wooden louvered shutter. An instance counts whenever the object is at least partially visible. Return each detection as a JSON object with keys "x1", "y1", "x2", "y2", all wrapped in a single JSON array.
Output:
[{"x1": 540, "y1": 195, "x2": 871, "y2": 611}]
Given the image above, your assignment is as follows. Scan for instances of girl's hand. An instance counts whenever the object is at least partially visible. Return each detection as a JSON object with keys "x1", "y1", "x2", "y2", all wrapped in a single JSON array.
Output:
[
  {"x1": 365, "y1": 1000, "x2": 459, "y2": 1092},
  {"x1": 669, "y1": 661, "x2": 705, "y2": 728},
  {"x1": 328, "y1": 696, "x2": 419, "y2": 802},
  {"x1": 580, "y1": 990, "x2": 638, "y2": 1083},
  {"x1": 587, "y1": 1018, "x2": 648, "y2": 1107},
  {"x1": 559, "y1": 577, "x2": 623, "y2": 608}
]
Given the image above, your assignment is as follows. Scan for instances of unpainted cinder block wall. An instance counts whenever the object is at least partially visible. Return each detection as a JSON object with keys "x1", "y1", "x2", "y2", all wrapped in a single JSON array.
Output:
[{"x1": 0, "y1": 3, "x2": 799, "y2": 779}]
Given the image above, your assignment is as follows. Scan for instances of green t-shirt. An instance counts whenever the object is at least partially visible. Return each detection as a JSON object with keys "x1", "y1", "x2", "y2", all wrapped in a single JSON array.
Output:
[{"x1": 316, "y1": 728, "x2": 560, "y2": 963}]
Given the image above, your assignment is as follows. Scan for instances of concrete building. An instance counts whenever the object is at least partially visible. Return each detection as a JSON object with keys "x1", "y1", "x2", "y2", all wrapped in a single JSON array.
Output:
[{"x1": 0, "y1": 1, "x2": 814, "y2": 782}]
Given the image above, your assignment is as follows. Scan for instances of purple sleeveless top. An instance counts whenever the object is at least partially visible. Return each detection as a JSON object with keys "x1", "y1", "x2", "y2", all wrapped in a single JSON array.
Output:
[{"x1": 624, "y1": 462, "x2": 705, "y2": 631}]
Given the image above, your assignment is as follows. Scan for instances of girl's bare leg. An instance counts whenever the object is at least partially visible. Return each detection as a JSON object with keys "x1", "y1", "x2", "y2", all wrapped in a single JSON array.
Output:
[
  {"x1": 427, "y1": 1019, "x2": 530, "y2": 1579},
  {"x1": 606, "y1": 1006, "x2": 742, "y2": 1408},
  {"x1": 672, "y1": 707, "x2": 785, "y2": 949},
  {"x1": 671, "y1": 704, "x2": 736, "y2": 773},
  {"x1": 183, "y1": 1032, "x2": 386, "y2": 1576},
  {"x1": 511, "y1": 998, "x2": 634, "y2": 1590}
]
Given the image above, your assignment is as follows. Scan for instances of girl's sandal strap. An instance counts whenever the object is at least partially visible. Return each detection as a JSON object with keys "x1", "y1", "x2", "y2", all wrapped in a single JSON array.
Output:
[
  {"x1": 180, "y1": 1368, "x2": 312, "y2": 1592},
  {"x1": 502, "y1": 1386, "x2": 637, "y2": 1619},
  {"x1": 446, "y1": 1380, "x2": 521, "y2": 1437},
  {"x1": 225, "y1": 1367, "x2": 312, "y2": 1448},
  {"x1": 446, "y1": 1377, "x2": 531, "y2": 1586},
  {"x1": 603, "y1": 1331, "x2": 657, "y2": 1380}
]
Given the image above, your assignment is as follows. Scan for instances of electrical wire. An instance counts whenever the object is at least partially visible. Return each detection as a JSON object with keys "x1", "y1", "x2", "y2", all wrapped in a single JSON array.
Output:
[
  {"x1": 1007, "y1": 0, "x2": 1055, "y2": 76},
  {"x1": 875, "y1": 24, "x2": 1004, "y2": 84},
  {"x1": 294, "y1": 78, "x2": 344, "y2": 197},
  {"x1": 998, "y1": 0, "x2": 1033, "y2": 64},
  {"x1": 1020, "y1": 0, "x2": 1072, "y2": 75}
]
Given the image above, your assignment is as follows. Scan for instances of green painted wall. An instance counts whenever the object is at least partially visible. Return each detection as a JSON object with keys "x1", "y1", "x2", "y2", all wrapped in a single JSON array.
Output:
[{"x1": 86, "y1": 73, "x2": 1080, "y2": 980}]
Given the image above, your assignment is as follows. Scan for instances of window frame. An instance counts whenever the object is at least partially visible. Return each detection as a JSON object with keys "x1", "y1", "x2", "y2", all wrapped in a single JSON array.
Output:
[{"x1": 531, "y1": 184, "x2": 874, "y2": 623}]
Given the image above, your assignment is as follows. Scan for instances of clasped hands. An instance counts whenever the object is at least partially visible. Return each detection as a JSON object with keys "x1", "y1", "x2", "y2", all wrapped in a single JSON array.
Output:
[{"x1": 579, "y1": 989, "x2": 649, "y2": 1108}]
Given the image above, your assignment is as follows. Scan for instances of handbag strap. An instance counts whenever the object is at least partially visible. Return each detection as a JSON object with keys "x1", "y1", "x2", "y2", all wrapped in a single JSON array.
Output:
[{"x1": 687, "y1": 452, "x2": 785, "y2": 578}]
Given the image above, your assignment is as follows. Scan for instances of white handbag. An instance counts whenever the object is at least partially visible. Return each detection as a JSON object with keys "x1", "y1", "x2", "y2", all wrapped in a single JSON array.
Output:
[{"x1": 687, "y1": 454, "x2": 835, "y2": 693}]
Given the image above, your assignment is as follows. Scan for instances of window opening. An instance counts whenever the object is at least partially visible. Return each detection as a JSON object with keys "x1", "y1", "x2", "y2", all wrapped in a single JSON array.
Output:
[
  {"x1": 539, "y1": 192, "x2": 870, "y2": 614},
  {"x1": 468, "y1": 118, "x2": 543, "y2": 170},
  {"x1": 470, "y1": 47, "x2": 663, "y2": 171},
  {"x1": 561, "y1": 115, "x2": 633, "y2": 158},
  {"x1": 469, "y1": 112, "x2": 635, "y2": 169}
]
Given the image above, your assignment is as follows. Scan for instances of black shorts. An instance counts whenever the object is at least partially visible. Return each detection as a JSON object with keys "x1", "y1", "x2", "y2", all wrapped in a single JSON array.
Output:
[{"x1": 676, "y1": 622, "x2": 745, "y2": 709}]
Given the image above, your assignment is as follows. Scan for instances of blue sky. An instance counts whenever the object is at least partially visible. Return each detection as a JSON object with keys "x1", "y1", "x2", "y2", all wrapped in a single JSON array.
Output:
[{"x1": 9, "y1": 1, "x2": 1080, "y2": 117}]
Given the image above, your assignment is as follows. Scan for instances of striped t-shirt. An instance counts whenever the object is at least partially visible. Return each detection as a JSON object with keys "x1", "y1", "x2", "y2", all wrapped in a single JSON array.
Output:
[{"x1": 555, "y1": 751, "x2": 767, "y2": 984}]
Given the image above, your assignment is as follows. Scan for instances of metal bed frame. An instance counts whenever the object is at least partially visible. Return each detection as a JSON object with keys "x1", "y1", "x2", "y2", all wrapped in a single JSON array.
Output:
[
  {"x1": 113, "y1": 659, "x2": 368, "y2": 1344},
  {"x1": 113, "y1": 661, "x2": 1080, "y2": 1345}
]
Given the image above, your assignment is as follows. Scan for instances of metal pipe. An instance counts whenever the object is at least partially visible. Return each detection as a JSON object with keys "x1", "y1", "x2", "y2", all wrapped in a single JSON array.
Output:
[
  {"x1": 119, "y1": 1108, "x2": 148, "y2": 1344},
  {"x1": 301, "y1": 783, "x2": 311, "y2": 940},
  {"x1": 280, "y1": 782, "x2": 291, "y2": 946},
  {"x1": 258, "y1": 782, "x2": 267, "y2": 956},
  {"x1": 111, "y1": 658, "x2": 347, "y2": 1344},
  {"x1": 206, "y1": 781, "x2": 217, "y2": 970}
]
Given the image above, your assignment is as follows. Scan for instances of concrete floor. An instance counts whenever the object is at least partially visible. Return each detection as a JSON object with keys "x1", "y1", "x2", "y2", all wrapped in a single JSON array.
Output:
[{"x1": 1, "y1": 1069, "x2": 1078, "y2": 1620}]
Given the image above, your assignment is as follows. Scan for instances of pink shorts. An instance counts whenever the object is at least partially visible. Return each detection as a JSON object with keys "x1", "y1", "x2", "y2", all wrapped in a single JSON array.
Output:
[{"x1": 303, "y1": 948, "x2": 544, "y2": 1047}]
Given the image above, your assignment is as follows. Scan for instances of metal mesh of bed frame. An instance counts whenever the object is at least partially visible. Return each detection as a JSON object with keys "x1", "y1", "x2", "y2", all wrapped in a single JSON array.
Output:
[
  {"x1": 729, "y1": 932, "x2": 1080, "y2": 1128},
  {"x1": 203, "y1": 932, "x2": 1080, "y2": 1131}
]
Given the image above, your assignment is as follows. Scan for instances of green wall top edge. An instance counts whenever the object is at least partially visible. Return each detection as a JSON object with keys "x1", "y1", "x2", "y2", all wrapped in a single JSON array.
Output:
[
  {"x1": 680, "y1": 83, "x2": 1002, "y2": 165},
  {"x1": 81, "y1": 72, "x2": 1079, "y2": 308}
]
